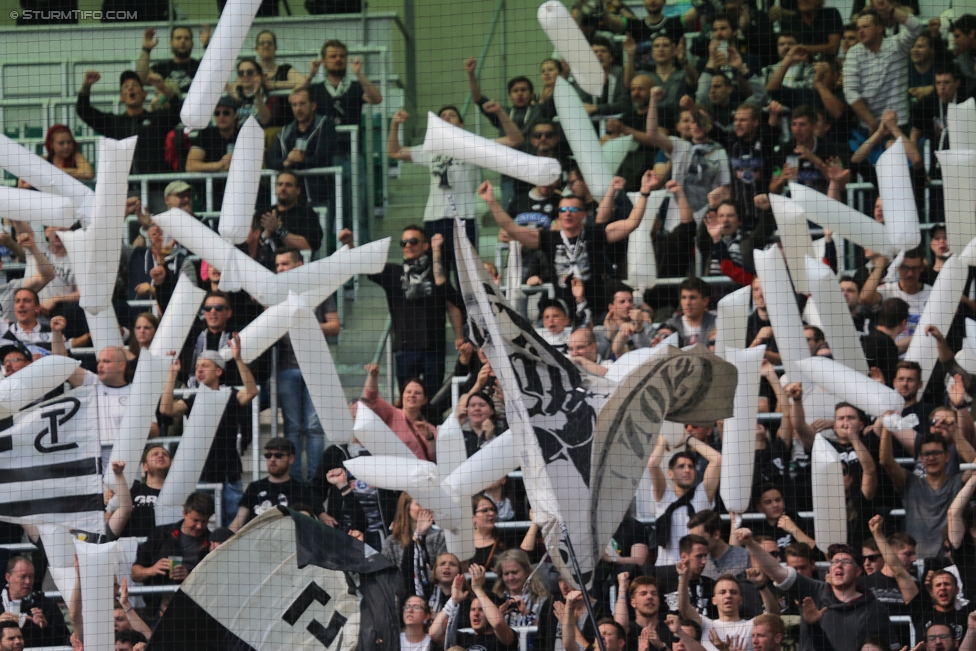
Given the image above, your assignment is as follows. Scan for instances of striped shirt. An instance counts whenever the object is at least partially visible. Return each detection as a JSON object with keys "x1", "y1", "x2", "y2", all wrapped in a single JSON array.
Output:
[{"x1": 842, "y1": 14, "x2": 922, "y2": 128}]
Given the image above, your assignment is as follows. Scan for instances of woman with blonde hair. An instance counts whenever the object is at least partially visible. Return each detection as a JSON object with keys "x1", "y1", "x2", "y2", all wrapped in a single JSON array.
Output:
[
  {"x1": 491, "y1": 548, "x2": 549, "y2": 629},
  {"x1": 381, "y1": 492, "x2": 447, "y2": 599}
]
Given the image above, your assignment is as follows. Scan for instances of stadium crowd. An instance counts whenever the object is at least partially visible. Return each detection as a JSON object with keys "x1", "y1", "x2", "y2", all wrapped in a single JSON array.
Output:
[{"x1": 4, "y1": 0, "x2": 976, "y2": 650}]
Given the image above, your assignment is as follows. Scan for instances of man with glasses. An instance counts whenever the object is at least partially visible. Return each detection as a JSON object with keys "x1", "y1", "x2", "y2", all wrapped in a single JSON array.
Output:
[
  {"x1": 185, "y1": 292, "x2": 240, "y2": 388},
  {"x1": 738, "y1": 529, "x2": 894, "y2": 651},
  {"x1": 350, "y1": 225, "x2": 462, "y2": 394},
  {"x1": 186, "y1": 96, "x2": 240, "y2": 211},
  {"x1": 229, "y1": 438, "x2": 325, "y2": 532},
  {"x1": 858, "y1": 516, "x2": 919, "y2": 619},
  {"x1": 860, "y1": 247, "x2": 932, "y2": 346},
  {"x1": 481, "y1": 172, "x2": 651, "y2": 320},
  {"x1": 881, "y1": 431, "x2": 972, "y2": 559}
]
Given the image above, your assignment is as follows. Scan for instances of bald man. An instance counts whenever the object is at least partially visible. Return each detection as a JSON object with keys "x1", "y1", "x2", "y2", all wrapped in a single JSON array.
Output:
[{"x1": 51, "y1": 318, "x2": 131, "y2": 468}]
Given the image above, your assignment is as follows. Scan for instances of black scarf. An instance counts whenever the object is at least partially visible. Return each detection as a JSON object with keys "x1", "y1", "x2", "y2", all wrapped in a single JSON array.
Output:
[{"x1": 657, "y1": 488, "x2": 697, "y2": 546}]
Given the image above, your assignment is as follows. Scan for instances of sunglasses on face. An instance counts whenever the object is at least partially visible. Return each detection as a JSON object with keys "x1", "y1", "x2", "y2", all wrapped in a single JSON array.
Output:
[
  {"x1": 400, "y1": 238, "x2": 421, "y2": 247},
  {"x1": 237, "y1": 69, "x2": 258, "y2": 77},
  {"x1": 862, "y1": 553, "x2": 881, "y2": 562},
  {"x1": 559, "y1": 206, "x2": 581, "y2": 213},
  {"x1": 264, "y1": 452, "x2": 287, "y2": 459},
  {"x1": 202, "y1": 305, "x2": 228, "y2": 313}
]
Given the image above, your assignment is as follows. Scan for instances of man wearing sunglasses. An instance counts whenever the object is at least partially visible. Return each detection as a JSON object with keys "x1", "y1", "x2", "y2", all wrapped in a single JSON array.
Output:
[
  {"x1": 480, "y1": 172, "x2": 651, "y2": 319},
  {"x1": 343, "y1": 225, "x2": 462, "y2": 394},
  {"x1": 185, "y1": 292, "x2": 241, "y2": 389},
  {"x1": 186, "y1": 96, "x2": 240, "y2": 211},
  {"x1": 229, "y1": 438, "x2": 324, "y2": 533}
]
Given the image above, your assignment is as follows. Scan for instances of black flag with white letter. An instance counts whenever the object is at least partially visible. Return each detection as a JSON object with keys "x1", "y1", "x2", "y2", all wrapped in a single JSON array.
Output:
[{"x1": 147, "y1": 507, "x2": 399, "y2": 651}]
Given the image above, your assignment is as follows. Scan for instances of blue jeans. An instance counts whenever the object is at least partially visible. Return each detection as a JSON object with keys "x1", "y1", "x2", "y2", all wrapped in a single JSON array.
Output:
[
  {"x1": 424, "y1": 218, "x2": 477, "y2": 287},
  {"x1": 394, "y1": 349, "x2": 446, "y2": 397},
  {"x1": 222, "y1": 480, "x2": 243, "y2": 528},
  {"x1": 278, "y1": 367, "x2": 326, "y2": 482}
]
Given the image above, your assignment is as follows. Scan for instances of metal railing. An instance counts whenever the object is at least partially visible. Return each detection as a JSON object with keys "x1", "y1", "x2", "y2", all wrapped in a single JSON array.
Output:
[{"x1": 127, "y1": 167, "x2": 344, "y2": 255}]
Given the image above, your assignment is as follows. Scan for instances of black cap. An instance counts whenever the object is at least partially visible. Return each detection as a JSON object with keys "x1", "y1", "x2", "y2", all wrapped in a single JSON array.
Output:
[
  {"x1": 0, "y1": 341, "x2": 31, "y2": 364},
  {"x1": 216, "y1": 95, "x2": 239, "y2": 110},
  {"x1": 119, "y1": 70, "x2": 143, "y2": 89}
]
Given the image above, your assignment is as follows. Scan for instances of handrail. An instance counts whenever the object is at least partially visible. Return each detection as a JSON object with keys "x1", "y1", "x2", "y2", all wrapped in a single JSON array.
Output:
[
  {"x1": 371, "y1": 317, "x2": 396, "y2": 402},
  {"x1": 459, "y1": 0, "x2": 506, "y2": 128}
]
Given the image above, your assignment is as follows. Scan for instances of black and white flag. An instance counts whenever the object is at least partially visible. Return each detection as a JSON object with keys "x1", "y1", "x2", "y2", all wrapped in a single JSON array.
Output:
[
  {"x1": 454, "y1": 217, "x2": 737, "y2": 586},
  {"x1": 0, "y1": 386, "x2": 104, "y2": 533},
  {"x1": 148, "y1": 507, "x2": 399, "y2": 651}
]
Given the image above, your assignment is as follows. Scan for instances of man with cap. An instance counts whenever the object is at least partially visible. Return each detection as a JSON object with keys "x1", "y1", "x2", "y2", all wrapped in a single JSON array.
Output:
[
  {"x1": 186, "y1": 96, "x2": 240, "y2": 211},
  {"x1": 160, "y1": 334, "x2": 258, "y2": 526},
  {"x1": 76, "y1": 69, "x2": 182, "y2": 210},
  {"x1": 0, "y1": 342, "x2": 62, "y2": 418},
  {"x1": 229, "y1": 438, "x2": 327, "y2": 532}
]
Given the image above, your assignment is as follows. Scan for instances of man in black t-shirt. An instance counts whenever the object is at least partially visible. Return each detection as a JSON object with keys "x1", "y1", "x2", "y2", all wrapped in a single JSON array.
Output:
[
  {"x1": 656, "y1": 535, "x2": 717, "y2": 619},
  {"x1": 351, "y1": 225, "x2": 462, "y2": 394},
  {"x1": 186, "y1": 95, "x2": 239, "y2": 210},
  {"x1": 482, "y1": 180, "x2": 649, "y2": 320},
  {"x1": 781, "y1": 0, "x2": 844, "y2": 59},
  {"x1": 132, "y1": 492, "x2": 213, "y2": 616},
  {"x1": 135, "y1": 26, "x2": 206, "y2": 97},
  {"x1": 726, "y1": 102, "x2": 778, "y2": 232},
  {"x1": 229, "y1": 438, "x2": 325, "y2": 532},
  {"x1": 254, "y1": 171, "x2": 324, "y2": 255},
  {"x1": 913, "y1": 572, "x2": 974, "y2": 644},
  {"x1": 110, "y1": 444, "x2": 171, "y2": 539},
  {"x1": 159, "y1": 337, "x2": 259, "y2": 527}
]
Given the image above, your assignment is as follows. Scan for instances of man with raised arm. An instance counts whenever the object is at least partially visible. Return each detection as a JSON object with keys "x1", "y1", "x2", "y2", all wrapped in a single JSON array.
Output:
[
  {"x1": 737, "y1": 528, "x2": 893, "y2": 651},
  {"x1": 481, "y1": 171, "x2": 652, "y2": 317},
  {"x1": 647, "y1": 433, "x2": 722, "y2": 565}
]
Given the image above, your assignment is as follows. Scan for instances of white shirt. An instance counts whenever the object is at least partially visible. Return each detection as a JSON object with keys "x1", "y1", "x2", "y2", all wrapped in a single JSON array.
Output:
[
  {"x1": 399, "y1": 633, "x2": 431, "y2": 651},
  {"x1": 82, "y1": 371, "x2": 129, "y2": 447},
  {"x1": 26, "y1": 243, "x2": 75, "y2": 301},
  {"x1": 653, "y1": 482, "x2": 714, "y2": 565},
  {"x1": 410, "y1": 149, "x2": 480, "y2": 222},
  {"x1": 877, "y1": 282, "x2": 931, "y2": 343},
  {"x1": 701, "y1": 617, "x2": 754, "y2": 651}
]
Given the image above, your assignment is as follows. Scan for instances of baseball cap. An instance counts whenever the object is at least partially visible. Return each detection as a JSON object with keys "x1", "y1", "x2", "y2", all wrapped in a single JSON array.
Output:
[
  {"x1": 119, "y1": 70, "x2": 144, "y2": 89},
  {"x1": 216, "y1": 95, "x2": 239, "y2": 110},
  {"x1": 196, "y1": 350, "x2": 226, "y2": 371},
  {"x1": 164, "y1": 181, "x2": 193, "y2": 197},
  {"x1": 0, "y1": 341, "x2": 31, "y2": 363}
]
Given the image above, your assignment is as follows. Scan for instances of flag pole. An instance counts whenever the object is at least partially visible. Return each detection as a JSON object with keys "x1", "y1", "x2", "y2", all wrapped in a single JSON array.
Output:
[{"x1": 560, "y1": 521, "x2": 607, "y2": 651}]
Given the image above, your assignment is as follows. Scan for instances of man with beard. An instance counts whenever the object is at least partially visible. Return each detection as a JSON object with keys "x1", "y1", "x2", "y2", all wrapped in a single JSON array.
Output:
[
  {"x1": 254, "y1": 170, "x2": 324, "y2": 254},
  {"x1": 229, "y1": 438, "x2": 321, "y2": 532},
  {"x1": 614, "y1": 574, "x2": 675, "y2": 649},
  {"x1": 268, "y1": 88, "x2": 339, "y2": 210},
  {"x1": 726, "y1": 102, "x2": 779, "y2": 232},
  {"x1": 605, "y1": 72, "x2": 663, "y2": 189},
  {"x1": 350, "y1": 226, "x2": 462, "y2": 393},
  {"x1": 135, "y1": 25, "x2": 209, "y2": 97}
]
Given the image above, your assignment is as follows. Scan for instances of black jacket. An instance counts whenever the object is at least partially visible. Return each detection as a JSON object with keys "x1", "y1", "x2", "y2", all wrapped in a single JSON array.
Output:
[{"x1": 75, "y1": 92, "x2": 182, "y2": 174}]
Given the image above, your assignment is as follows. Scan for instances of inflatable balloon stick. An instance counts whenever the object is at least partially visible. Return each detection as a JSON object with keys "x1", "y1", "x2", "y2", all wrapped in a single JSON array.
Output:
[{"x1": 537, "y1": 0, "x2": 604, "y2": 95}]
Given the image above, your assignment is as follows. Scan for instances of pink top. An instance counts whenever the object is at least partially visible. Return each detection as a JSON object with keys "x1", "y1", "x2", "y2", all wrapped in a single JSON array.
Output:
[{"x1": 363, "y1": 387, "x2": 437, "y2": 462}]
